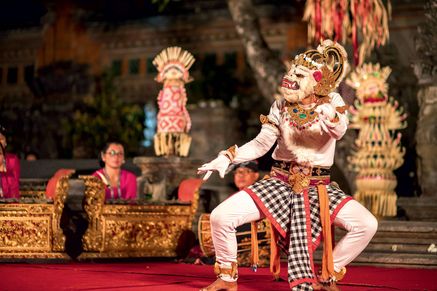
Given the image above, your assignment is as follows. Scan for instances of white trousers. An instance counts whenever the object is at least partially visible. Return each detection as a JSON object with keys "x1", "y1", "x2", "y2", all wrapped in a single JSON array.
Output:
[{"x1": 210, "y1": 190, "x2": 378, "y2": 272}]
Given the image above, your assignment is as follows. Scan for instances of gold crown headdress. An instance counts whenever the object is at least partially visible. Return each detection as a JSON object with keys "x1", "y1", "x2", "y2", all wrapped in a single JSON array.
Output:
[
  {"x1": 153, "y1": 46, "x2": 195, "y2": 83},
  {"x1": 291, "y1": 40, "x2": 348, "y2": 96}
]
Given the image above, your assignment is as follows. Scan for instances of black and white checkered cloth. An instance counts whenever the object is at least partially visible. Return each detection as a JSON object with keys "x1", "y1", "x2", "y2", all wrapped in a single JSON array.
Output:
[{"x1": 248, "y1": 178, "x2": 349, "y2": 290}]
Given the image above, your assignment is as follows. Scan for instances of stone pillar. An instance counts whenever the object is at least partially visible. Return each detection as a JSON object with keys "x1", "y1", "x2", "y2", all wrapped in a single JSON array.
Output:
[
  {"x1": 390, "y1": 85, "x2": 437, "y2": 221},
  {"x1": 400, "y1": 2, "x2": 437, "y2": 220},
  {"x1": 415, "y1": 85, "x2": 437, "y2": 198}
]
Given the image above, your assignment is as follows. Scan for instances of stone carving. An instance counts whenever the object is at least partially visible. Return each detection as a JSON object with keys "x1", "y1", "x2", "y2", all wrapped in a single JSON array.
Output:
[{"x1": 133, "y1": 156, "x2": 201, "y2": 200}]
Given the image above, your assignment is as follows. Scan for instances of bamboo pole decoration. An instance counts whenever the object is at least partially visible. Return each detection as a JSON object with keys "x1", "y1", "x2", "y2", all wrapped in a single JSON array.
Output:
[
  {"x1": 152, "y1": 47, "x2": 195, "y2": 157},
  {"x1": 347, "y1": 63, "x2": 407, "y2": 217}
]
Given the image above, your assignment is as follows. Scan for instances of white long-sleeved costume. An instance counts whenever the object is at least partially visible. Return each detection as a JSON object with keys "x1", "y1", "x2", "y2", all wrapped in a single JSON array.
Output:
[
  {"x1": 233, "y1": 92, "x2": 348, "y2": 167},
  {"x1": 198, "y1": 40, "x2": 378, "y2": 291},
  {"x1": 205, "y1": 93, "x2": 377, "y2": 289}
]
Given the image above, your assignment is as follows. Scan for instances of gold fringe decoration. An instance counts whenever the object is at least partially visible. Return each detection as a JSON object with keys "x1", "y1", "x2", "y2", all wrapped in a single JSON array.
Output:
[
  {"x1": 347, "y1": 63, "x2": 406, "y2": 217},
  {"x1": 303, "y1": 0, "x2": 391, "y2": 65},
  {"x1": 214, "y1": 262, "x2": 238, "y2": 279},
  {"x1": 154, "y1": 132, "x2": 192, "y2": 157},
  {"x1": 354, "y1": 190, "x2": 397, "y2": 218}
]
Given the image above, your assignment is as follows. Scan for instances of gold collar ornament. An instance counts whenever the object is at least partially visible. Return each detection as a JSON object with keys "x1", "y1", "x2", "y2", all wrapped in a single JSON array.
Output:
[
  {"x1": 285, "y1": 103, "x2": 319, "y2": 130},
  {"x1": 284, "y1": 96, "x2": 330, "y2": 130}
]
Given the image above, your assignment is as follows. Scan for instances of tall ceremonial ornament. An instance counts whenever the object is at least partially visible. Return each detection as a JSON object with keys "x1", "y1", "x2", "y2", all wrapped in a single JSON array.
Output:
[
  {"x1": 303, "y1": 0, "x2": 390, "y2": 66},
  {"x1": 153, "y1": 47, "x2": 195, "y2": 157},
  {"x1": 347, "y1": 63, "x2": 406, "y2": 217}
]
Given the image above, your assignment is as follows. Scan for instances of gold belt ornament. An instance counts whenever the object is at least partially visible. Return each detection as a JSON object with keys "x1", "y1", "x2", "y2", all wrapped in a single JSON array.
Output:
[
  {"x1": 271, "y1": 162, "x2": 331, "y2": 193},
  {"x1": 287, "y1": 163, "x2": 312, "y2": 193}
]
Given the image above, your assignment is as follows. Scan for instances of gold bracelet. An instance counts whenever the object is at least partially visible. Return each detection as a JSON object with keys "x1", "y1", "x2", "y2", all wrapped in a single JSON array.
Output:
[
  {"x1": 222, "y1": 145, "x2": 237, "y2": 162},
  {"x1": 260, "y1": 114, "x2": 279, "y2": 130}
]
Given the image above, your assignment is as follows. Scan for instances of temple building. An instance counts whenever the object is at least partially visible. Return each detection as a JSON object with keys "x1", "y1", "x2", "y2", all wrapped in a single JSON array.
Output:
[
  {"x1": 0, "y1": 0, "x2": 310, "y2": 158},
  {"x1": 0, "y1": 0, "x2": 431, "y2": 198}
]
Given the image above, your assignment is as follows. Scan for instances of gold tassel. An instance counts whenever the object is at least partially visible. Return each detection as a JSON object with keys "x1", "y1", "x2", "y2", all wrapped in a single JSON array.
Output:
[
  {"x1": 153, "y1": 132, "x2": 192, "y2": 157},
  {"x1": 179, "y1": 133, "x2": 192, "y2": 157},
  {"x1": 354, "y1": 191, "x2": 397, "y2": 217}
]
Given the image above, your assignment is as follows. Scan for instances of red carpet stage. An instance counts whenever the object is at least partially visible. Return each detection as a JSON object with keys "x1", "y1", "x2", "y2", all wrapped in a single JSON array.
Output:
[{"x1": 0, "y1": 261, "x2": 436, "y2": 290}]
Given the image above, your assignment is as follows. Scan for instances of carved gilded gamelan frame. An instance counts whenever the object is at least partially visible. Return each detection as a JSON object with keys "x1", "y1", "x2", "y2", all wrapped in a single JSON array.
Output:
[
  {"x1": 0, "y1": 176, "x2": 70, "y2": 259},
  {"x1": 79, "y1": 175, "x2": 199, "y2": 259}
]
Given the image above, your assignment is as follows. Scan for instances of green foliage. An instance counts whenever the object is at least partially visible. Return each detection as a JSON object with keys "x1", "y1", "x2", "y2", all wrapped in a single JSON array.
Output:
[{"x1": 63, "y1": 72, "x2": 145, "y2": 158}]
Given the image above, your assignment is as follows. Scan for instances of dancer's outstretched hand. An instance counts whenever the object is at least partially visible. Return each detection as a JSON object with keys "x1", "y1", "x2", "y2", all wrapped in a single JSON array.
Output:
[
  {"x1": 197, "y1": 154, "x2": 231, "y2": 180},
  {"x1": 316, "y1": 103, "x2": 337, "y2": 134},
  {"x1": 315, "y1": 103, "x2": 336, "y2": 121}
]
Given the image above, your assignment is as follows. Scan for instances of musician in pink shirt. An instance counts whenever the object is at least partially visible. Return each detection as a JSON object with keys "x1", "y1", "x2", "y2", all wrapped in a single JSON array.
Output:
[
  {"x1": 92, "y1": 141, "x2": 137, "y2": 200},
  {"x1": 0, "y1": 127, "x2": 20, "y2": 198}
]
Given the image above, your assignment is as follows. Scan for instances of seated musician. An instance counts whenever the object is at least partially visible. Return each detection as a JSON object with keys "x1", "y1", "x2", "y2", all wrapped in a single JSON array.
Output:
[
  {"x1": 186, "y1": 161, "x2": 261, "y2": 265},
  {"x1": 92, "y1": 141, "x2": 137, "y2": 201},
  {"x1": 0, "y1": 126, "x2": 20, "y2": 199},
  {"x1": 230, "y1": 161, "x2": 260, "y2": 192}
]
